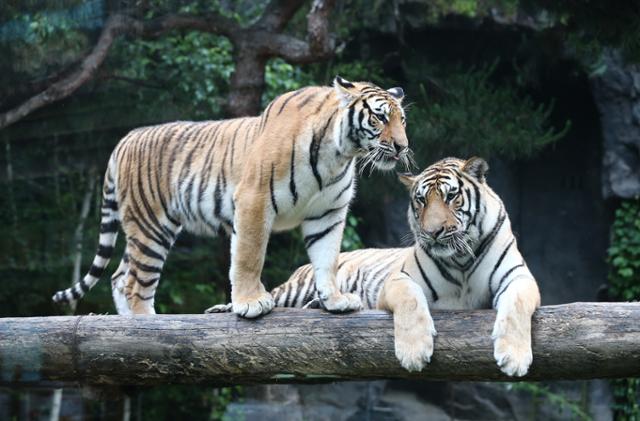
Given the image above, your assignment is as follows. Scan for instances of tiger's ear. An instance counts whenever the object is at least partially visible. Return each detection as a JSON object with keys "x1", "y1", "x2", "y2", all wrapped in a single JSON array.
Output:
[
  {"x1": 387, "y1": 87, "x2": 404, "y2": 100},
  {"x1": 463, "y1": 157, "x2": 489, "y2": 182},
  {"x1": 397, "y1": 172, "x2": 416, "y2": 190},
  {"x1": 334, "y1": 76, "x2": 359, "y2": 105}
]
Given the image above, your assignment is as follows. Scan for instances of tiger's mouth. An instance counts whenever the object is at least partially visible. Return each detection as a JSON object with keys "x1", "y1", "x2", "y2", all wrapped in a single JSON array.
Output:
[
  {"x1": 418, "y1": 230, "x2": 475, "y2": 258},
  {"x1": 359, "y1": 145, "x2": 415, "y2": 174}
]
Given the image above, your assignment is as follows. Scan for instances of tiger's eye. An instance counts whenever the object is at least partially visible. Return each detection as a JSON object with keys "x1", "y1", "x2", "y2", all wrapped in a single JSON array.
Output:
[{"x1": 446, "y1": 191, "x2": 457, "y2": 201}]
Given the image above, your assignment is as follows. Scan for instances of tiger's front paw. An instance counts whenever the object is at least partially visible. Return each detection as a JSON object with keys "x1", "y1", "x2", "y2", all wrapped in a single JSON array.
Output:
[
  {"x1": 492, "y1": 323, "x2": 532, "y2": 377},
  {"x1": 321, "y1": 292, "x2": 362, "y2": 313},
  {"x1": 394, "y1": 311, "x2": 437, "y2": 372},
  {"x1": 232, "y1": 291, "x2": 274, "y2": 318},
  {"x1": 204, "y1": 303, "x2": 233, "y2": 314}
]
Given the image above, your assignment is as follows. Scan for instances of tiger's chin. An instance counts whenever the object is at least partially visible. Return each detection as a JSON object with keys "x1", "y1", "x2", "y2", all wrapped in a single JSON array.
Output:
[
  {"x1": 425, "y1": 242, "x2": 459, "y2": 258},
  {"x1": 373, "y1": 157, "x2": 400, "y2": 172},
  {"x1": 419, "y1": 234, "x2": 475, "y2": 259}
]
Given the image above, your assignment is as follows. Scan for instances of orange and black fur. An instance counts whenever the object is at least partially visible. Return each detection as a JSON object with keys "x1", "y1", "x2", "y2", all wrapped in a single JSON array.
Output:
[
  {"x1": 53, "y1": 76, "x2": 410, "y2": 317},
  {"x1": 212, "y1": 157, "x2": 541, "y2": 376}
]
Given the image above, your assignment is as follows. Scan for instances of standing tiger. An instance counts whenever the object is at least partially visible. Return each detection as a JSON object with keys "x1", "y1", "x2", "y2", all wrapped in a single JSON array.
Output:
[
  {"x1": 52, "y1": 76, "x2": 410, "y2": 318},
  {"x1": 211, "y1": 157, "x2": 540, "y2": 376}
]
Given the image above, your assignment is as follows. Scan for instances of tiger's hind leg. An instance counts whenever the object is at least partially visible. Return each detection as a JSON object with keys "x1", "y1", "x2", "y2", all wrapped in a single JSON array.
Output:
[
  {"x1": 120, "y1": 220, "x2": 180, "y2": 315},
  {"x1": 110, "y1": 252, "x2": 132, "y2": 315}
]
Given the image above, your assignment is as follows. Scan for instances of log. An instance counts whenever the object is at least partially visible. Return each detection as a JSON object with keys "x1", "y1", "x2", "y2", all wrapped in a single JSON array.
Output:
[{"x1": 0, "y1": 303, "x2": 638, "y2": 386}]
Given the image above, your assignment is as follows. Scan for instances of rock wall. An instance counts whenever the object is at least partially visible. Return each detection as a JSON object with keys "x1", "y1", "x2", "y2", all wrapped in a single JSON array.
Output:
[{"x1": 591, "y1": 49, "x2": 640, "y2": 198}]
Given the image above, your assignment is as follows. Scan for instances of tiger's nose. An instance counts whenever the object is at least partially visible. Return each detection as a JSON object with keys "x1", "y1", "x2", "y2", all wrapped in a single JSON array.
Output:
[
  {"x1": 425, "y1": 227, "x2": 445, "y2": 239},
  {"x1": 393, "y1": 141, "x2": 407, "y2": 156}
]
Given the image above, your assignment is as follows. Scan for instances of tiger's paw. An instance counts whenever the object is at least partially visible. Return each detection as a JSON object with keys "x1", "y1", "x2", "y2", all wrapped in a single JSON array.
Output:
[
  {"x1": 321, "y1": 292, "x2": 362, "y2": 313},
  {"x1": 232, "y1": 291, "x2": 274, "y2": 319},
  {"x1": 492, "y1": 323, "x2": 532, "y2": 377},
  {"x1": 394, "y1": 312, "x2": 437, "y2": 372},
  {"x1": 204, "y1": 303, "x2": 233, "y2": 314}
]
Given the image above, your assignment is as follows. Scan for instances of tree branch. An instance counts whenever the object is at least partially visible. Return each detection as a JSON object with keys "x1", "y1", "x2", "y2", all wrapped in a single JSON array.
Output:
[
  {"x1": 0, "y1": 15, "x2": 125, "y2": 130},
  {"x1": 0, "y1": 1, "x2": 337, "y2": 127},
  {"x1": 253, "y1": 0, "x2": 336, "y2": 62},
  {"x1": 0, "y1": 12, "x2": 239, "y2": 130},
  {"x1": 306, "y1": 0, "x2": 336, "y2": 58},
  {"x1": 255, "y1": 0, "x2": 307, "y2": 32},
  {"x1": 1, "y1": 303, "x2": 639, "y2": 386}
]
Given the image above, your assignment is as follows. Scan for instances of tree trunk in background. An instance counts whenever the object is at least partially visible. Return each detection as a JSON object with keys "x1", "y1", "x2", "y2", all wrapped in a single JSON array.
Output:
[
  {"x1": 69, "y1": 167, "x2": 97, "y2": 313},
  {"x1": 49, "y1": 389, "x2": 62, "y2": 421},
  {"x1": 226, "y1": 51, "x2": 268, "y2": 117},
  {"x1": 122, "y1": 394, "x2": 131, "y2": 421}
]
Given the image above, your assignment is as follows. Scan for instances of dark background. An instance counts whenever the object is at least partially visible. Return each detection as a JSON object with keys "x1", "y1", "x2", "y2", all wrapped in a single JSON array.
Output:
[{"x1": 0, "y1": 0, "x2": 638, "y2": 419}]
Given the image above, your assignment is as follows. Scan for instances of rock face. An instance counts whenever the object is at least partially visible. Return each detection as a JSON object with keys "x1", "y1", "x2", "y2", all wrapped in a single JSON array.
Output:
[
  {"x1": 225, "y1": 380, "x2": 613, "y2": 421},
  {"x1": 591, "y1": 49, "x2": 640, "y2": 198}
]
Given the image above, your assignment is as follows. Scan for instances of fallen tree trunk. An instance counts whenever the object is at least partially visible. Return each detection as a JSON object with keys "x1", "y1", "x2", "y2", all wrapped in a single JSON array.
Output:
[{"x1": 0, "y1": 303, "x2": 638, "y2": 386}]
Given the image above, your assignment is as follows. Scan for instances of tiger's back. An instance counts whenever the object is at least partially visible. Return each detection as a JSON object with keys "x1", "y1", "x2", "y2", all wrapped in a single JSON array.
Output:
[
  {"x1": 273, "y1": 248, "x2": 409, "y2": 309},
  {"x1": 114, "y1": 117, "x2": 261, "y2": 238}
]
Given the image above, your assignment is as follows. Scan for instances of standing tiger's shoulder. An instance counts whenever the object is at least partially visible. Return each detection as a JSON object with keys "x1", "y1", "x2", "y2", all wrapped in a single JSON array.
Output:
[{"x1": 256, "y1": 86, "x2": 338, "y2": 134}]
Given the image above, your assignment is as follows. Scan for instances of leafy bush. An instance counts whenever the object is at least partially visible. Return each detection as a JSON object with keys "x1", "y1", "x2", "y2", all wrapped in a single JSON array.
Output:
[
  {"x1": 405, "y1": 60, "x2": 570, "y2": 164},
  {"x1": 607, "y1": 199, "x2": 640, "y2": 420},
  {"x1": 507, "y1": 383, "x2": 591, "y2": 420},
  {"x1": 608, "y1": 199, "x2": 640, "y2": 301}
]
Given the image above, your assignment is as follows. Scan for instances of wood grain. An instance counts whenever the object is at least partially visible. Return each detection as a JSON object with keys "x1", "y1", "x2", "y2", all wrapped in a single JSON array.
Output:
[{"x1": 1, "y1": 303, "x2": 638, "y2": 386}]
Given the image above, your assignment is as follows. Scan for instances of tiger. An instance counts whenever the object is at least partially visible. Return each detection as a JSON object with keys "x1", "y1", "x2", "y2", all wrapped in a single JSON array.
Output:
[
  {"x1": 52, "y1": 76, "x2": 410, "y2": 319},
  {"x1": 208, "y1": 157, "x2": 540, "y2": 376}
]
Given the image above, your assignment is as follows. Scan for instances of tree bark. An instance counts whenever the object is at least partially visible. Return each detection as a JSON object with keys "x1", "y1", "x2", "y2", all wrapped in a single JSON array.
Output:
[
  {"x1": 227, "y1": 49, "x2": 268, "y2": 117},
  {"x1": 0, "y1": 303, "x2": 638, "y2": 386}
]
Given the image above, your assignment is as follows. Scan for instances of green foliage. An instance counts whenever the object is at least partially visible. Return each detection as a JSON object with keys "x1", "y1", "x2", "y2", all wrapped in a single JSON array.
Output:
[
  {"x1": 211, "y1": 386, "x2": 243, "y2": 420},
  {"x1": 135, "y1": 384, "x2": 242, "y2": 421},
  {"x1": 613, "y1": 379, "x2": 640, "y2": 421},
  {"x1": 342, "y1": 215, "x2": 364, "y2": 252},
  {"x1": 607, "y1": 199, "x2": 640, "y2": 420},
  {"x1": 263, "y1": 58, "x2": 314, "y2": 105},
  {"x1": 113, "y1": 32, "x2": 234, "y2": 118},
  {"x1": 535, "y1": 0, "x2": 640, "y2": 64},
  {"x1": 405, "y1": 60, "x2": 570, "y2": 164},
  {"x1": 608, "y1": 199, "x2": 640, "y2": 301},
  {"x1": 112, "y1": 37, "x2": 314, "y2": 119},
  {"x1": 0, "y1": 1, "x2": 92, "y2": 93},
  {"x1": 423, "y1": 0, "x2": 519, "y2": 22},
  {"x1": 507, "y1": 382, "x2": 592, "y2": 420}
]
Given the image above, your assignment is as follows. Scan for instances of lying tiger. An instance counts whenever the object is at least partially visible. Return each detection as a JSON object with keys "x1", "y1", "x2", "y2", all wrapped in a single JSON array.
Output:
[{"x1": 209, "y1": 157, "x2": 540, "y2": 376}]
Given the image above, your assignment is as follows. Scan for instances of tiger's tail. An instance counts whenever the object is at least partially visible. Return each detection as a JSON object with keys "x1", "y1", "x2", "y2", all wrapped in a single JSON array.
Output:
[{"x1": 53, "y1": 158, "x2": 119, "y2": 306}]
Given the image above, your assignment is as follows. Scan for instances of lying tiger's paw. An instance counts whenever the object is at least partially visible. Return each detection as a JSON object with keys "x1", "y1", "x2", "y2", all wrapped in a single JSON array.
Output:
[
  {"x1": 492, "y1": 323, "x2": 532, "y2": 377},
  {"x1": 204, "y1": 303, "x2": 233, "y2": 314},
  {"x1": 394, "y1": 311, "x2": 437, "y2": 372},
  {"x1": 232, "y1": 291, "x2": 274, "y2": 319},
  {"x1": 321, "y1": 292, "x2": 362, "y2": 313}
]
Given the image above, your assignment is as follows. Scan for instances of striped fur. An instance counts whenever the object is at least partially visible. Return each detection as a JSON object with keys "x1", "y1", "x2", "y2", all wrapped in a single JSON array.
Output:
[
  {"x1": 52, "y1": 77, "x2": 410, "y2": 318},
  {"x1": 266, "y1": 157, "x2": 541, "y2": 375}
]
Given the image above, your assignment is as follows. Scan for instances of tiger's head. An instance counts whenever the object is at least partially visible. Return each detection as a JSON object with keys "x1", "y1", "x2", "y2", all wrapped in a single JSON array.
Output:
[
  {"x1": 334, "y1": 76, "x2": 410, "y2": 171},
  {"x1": 399, "y1": 157, "x2": 490, "y2": 258}
]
